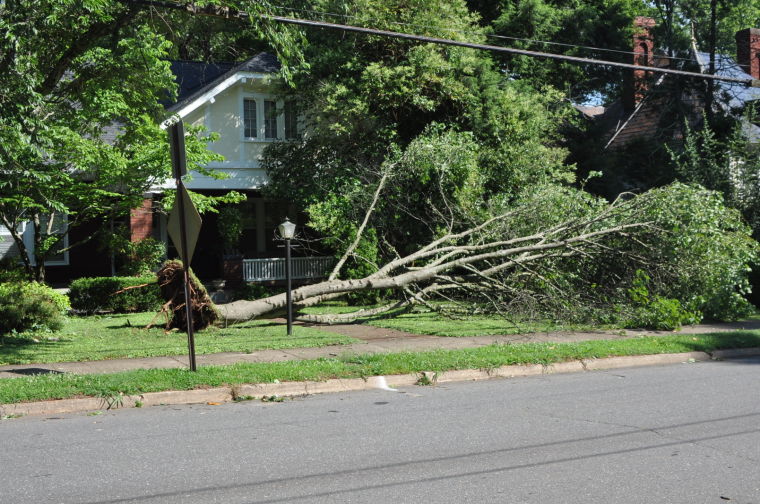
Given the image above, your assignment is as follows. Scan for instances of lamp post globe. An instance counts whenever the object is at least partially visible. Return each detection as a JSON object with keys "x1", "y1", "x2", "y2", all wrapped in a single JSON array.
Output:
[{"x1": 278, "y1": 218, "x2": 296, "y2": 240}]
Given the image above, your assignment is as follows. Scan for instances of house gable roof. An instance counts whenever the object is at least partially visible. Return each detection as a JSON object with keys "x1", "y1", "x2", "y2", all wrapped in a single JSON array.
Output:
[
  {"x1": 165, "y1": 52, "x2": 280, "y2": 121},
  {"x1": 170, "y1": 60, "x2": 237, "y2": 103}
]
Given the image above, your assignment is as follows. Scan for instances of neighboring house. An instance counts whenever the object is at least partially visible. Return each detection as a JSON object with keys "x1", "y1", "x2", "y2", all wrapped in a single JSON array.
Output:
[
  {"x1": 575, "y1": 18, "x2": 760, "y2": 199},
  {"x1": 0, "y1": 226, "x2": 18, "y2": 263},
  {"x1": 692, "y1": 29, "x2": 760, "y2": 143},
  {"x1": 4, "y1": 52, "x2": 334, "y2": 285},
  {"x1": 138, "y1": 52, "x2": 335, "y2": 284},
  {"x1": 589, "y1": 19, "x2": 760, "y2": 150}
]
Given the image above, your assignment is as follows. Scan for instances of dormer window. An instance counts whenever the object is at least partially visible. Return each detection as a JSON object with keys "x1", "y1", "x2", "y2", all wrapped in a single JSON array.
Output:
[{"x1": 244, "y1": 98, "x2": 257, "y2": 138}]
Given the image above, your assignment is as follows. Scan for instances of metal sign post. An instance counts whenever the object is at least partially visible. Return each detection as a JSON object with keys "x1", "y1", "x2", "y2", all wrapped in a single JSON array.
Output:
[{"x1": 168, "y1": 120, "x2": 199, "y2": 372}]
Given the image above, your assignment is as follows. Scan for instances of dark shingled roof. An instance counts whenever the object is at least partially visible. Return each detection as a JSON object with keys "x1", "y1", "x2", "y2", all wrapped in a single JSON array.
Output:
[
  {"x1": 694, "y1": 51, "x2": 760, "y2": 108},
  {"x1": 166, "y1": 52, "x2": 280, "y2": 112},
  {"x1": 170, "y1": 61, "x2": 237, "y2": 103}
]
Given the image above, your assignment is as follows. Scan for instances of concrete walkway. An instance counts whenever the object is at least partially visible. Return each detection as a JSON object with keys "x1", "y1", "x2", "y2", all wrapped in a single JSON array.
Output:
[{"x1": 2, "y1": 318, "x2": 759, "y2": 379}]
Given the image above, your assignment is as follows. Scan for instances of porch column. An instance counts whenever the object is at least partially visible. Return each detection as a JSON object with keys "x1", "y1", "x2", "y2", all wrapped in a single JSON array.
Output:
[{"x1": 255, "y1": 198, "x2": 266, "y2": 254}]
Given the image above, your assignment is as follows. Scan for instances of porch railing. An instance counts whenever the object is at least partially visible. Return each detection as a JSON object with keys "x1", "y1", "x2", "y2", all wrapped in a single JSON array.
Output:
[{"x1": 243, "y1": 256, "x2": 336, "y2": 282}]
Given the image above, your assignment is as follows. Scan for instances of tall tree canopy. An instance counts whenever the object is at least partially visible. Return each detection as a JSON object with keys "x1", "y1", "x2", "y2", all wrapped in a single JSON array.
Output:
[{"x1": 0, "y1": 0, "x2": 177, "y2": 280}]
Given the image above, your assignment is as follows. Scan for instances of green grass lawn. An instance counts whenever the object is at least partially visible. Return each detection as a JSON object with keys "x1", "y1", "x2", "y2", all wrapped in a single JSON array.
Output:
[
  {"x1": 0, "y1": 312, "x2": 357, "y2": 366},
  {"x1": 2, "y1": 331, "x2": 759, "y2": 405},
  {"x1": 301, "y1": 303, "x2": 613, "y2": 337},
  {"x1": 366, "y1": 310, "x2": 616, "y2": 337}
]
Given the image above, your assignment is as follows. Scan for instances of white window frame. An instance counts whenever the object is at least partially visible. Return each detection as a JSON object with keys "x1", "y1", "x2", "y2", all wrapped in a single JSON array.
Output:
[
  {"x1": 243, "y1": 98, "x2": 258, "y2": 139},
  {"x1": 240, "y1": 93, "x2": 284, "y2": 142},
  {"x1": 21, "y1": 215, "x2": 70, "y2": 267}
]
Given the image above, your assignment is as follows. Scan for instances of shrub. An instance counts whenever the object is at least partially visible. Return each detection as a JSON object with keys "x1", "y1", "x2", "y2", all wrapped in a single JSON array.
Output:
[
  {"x1": 119, "y1": 238, "x2": 166, "y2": 276},
  {"x1": 100, "y1": 226, "x2": 166, "y2": 276},
  {"x1": 218, "y1": 205, "x2": 243, "y2": 254},
  {"x1": 68, "y1": 276, "x2": 162, "y2": 314},
  {"x1": 0, "y1": 257, "x2": 27, "y2": 283},
  {"x1": 624, "y1": 271, "x2": 701, "y2": 330},
  {"x1": 0, "y1": 282, "x2": 70, "y2": 334}
]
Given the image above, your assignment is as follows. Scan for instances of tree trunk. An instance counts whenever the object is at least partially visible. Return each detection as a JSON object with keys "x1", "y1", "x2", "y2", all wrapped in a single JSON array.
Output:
[{"x1": 32, "y1": 213, "x2": 45, "y2": 283}]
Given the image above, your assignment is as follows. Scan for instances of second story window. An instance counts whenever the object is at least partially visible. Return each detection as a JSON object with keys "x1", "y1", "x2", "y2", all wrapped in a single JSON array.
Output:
[
  {"x1": 264, "y1": 100, "x2": 278, "y2": 139},
  {"x1": 244, "y1": 99, "x2": 257, "y2": 138}
]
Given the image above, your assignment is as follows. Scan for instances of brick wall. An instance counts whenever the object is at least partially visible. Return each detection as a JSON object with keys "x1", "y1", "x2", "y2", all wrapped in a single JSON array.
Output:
[{"x1": 130, "y1": 198, "x2": 153, "y2": 242}]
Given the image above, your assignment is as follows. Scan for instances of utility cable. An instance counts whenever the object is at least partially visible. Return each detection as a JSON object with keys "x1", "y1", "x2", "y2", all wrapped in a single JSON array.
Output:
[
  {"x1": 125, "y1": 0, "x2": 760, "y2": 88},
  {"x1": 267, "y1": 3, "x2": 701, "y2": 64}
]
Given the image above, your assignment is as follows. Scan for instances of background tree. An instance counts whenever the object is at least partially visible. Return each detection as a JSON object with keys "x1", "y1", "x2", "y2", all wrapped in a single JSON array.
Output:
[
  {"x1": 487, "y1": 0, "x2": 641, "y2": 104},
  {"x1": 263, "y1": 0, "x2": 575, "y2": 290},
  {"x1": 256, "y1": 0, "x2": 756, "y2": 325},
  {"x1": 0, "y1": 0, "x2": 175, "y2": 281}
]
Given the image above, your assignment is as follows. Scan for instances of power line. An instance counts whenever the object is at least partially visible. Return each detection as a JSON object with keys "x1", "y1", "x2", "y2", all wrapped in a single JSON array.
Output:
[
  {"x1": 128, "y1": 0, "x2": 760, "y2": 88},
  {"x1": 267, "y1": 3, "x2": 700, "y2": 64}
]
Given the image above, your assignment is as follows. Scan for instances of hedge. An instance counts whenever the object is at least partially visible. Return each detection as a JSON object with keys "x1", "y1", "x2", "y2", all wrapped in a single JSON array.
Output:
[{"x1": 69, "y1": 276, "x2": 162, "y2": 314}]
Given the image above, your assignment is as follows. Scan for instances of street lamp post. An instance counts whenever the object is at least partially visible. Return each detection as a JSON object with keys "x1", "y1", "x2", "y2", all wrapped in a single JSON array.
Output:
[{"x1": 278, "y1": 218, "x2": 296, "y2": 336}]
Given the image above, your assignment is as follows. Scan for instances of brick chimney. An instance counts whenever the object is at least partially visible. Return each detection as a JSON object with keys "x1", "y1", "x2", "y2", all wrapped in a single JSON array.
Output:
[
  {"x1": 736, "y1": 28, "x2": 760, "y2": 79},
  {"x1": 624, "y1": 16, "x2": 656, "y2": 112}
]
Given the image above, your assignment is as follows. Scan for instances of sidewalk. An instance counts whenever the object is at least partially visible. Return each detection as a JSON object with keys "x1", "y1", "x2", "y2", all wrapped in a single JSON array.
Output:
[{"x1": 2, "y1": 319, "x2": 760, "y2": 379}]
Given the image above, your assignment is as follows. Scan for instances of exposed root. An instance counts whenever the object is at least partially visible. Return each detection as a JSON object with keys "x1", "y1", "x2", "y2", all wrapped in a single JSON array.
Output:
[{"x1": 155, "y1": 260, "x2": 219, "y2": 331}]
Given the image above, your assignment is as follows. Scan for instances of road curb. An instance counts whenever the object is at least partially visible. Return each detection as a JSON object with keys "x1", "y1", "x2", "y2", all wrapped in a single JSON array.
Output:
[
  {"x1": 710, "y1": 347, "x2": 760, "y2": 359},
  {"x1": 2, "y1": 348, "x2": 758, "y2": 418},
  {"x1": 583, "y1": 351, "x2": 712, "y2": 370}
]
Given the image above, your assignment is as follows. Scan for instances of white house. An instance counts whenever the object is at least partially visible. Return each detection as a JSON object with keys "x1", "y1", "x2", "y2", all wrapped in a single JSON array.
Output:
[
  {"x1": 132, "y1": 53, "x2": 332, "y2": 283},
  {"x1": 2, "y1": 53, "x2": 332, "y2": 284}
]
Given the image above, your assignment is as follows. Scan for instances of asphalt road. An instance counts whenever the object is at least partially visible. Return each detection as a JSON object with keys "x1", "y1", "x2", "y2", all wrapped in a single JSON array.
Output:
[{"x1": 2, "y1": 358, "x2": 759, "y2": 504}]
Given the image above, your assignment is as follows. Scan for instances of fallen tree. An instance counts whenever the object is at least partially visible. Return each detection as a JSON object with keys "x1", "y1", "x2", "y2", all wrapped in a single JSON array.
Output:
[
  {"x1": 151, "y1": 184, "x2": 757, "y2": 329},
  {"x1": 216, "y1": 187, "x2": 651, "y2": 324},
  {"x1": 213, "y1": 183, "x2": 758, "y2": 326}
]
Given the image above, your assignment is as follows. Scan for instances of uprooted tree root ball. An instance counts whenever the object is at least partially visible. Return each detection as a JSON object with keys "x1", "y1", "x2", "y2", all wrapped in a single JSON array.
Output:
[{"x1": 156, "y1": 260, "x2": 219, "y2": 331}]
